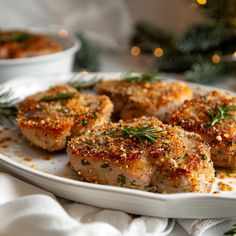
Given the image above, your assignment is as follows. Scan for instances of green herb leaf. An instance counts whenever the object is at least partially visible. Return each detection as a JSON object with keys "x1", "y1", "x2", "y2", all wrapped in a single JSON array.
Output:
[
  {"x1": 78, "y1": 119, "x2": 88, "y2": 125},
  {"x1": 122, "y1": 125, "x2": 165, "y2": 145},
  {"x1": 121, "y1": 72, "x2": 161, "y2": 83},
  {"x1": 205, "y1": 105, "x2": 236, "y2": 126},
  {"x1": 117, "y1": 174, "x2": 126, "y2": 185},
  {"x1": 40, "y1": 92, "x2": 75, "y2": 102},
  {"x1": 200, "y1": 154, "x2": 207, "y2": 160},
  {"x1": 85, "y1": 140, "x2": 92, "y2": 145},
  {"x1": 224, "y1": 224, "x2": 236, "y2": 236}
]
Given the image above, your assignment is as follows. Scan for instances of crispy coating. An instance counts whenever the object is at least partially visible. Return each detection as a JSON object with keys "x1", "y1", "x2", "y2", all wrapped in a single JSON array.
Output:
[
  {"x1": 96, "y1": 80, "x2": 192, "y2": 121},
  {"x1": 169, "y1": 90, "x2": 236, "y2": 168},
  {"x1": 67, "y1": 117, "x2": 214, "y2": 193},
  {"x1": 17, "y1": 85, "x2": 113, "y2": 151}
]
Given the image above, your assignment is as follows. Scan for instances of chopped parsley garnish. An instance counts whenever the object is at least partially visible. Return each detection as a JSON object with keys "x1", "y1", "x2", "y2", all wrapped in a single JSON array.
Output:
[
  {"x1": 122, "y1": 125, "x2": 165, "y2": 145},
  {"x1": 85, "y1": 140, "x2": 92, "y2": 145},
  {"x1": 40, "y1": 92, "x2": 75, "y2": 102},
  {"x1": 200, "y1": 154, "x2": 207, "y2": 160},
  {"x1": 81, "y1": 159, "x2": 90, "y2": 165},
  {"x1": 121, "y1": 72, "x2": 161, "y2": 83},
  {"x1": 78, "y1": 119, "x2": 88, "y2": 125},
  {"x1": 100, "y1": 163, "x2": 109, "y2": 168},
  {"x1": 205, "y1": 105, "x2": 236, "y2": 126},
  {"x1": 117, "y1": 174, "x2": 126, "y2": 185}
]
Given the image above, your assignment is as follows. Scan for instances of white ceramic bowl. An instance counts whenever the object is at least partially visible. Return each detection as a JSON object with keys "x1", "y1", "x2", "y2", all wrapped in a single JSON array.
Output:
[{"x1": 0, "y1": 27, "x2": 80, "y2": 83}]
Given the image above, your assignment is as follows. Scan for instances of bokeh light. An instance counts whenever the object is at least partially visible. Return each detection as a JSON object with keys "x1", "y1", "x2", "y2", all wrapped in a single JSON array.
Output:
[
  {"x1": 131, "y1": 46, "x2": 141, "y2": 56},
  {"x1": 196, "y1": 0, "x2": 207, "y2": 5},
  {"x1": 58, "y1": 29, "x2": 69, "y2": 38},
  {"x1": 154, "y1": 47, "x2": 164, "y2": 57},
  {"x1": 211, "y1": 54, "x2": 221, "y2": 64}
]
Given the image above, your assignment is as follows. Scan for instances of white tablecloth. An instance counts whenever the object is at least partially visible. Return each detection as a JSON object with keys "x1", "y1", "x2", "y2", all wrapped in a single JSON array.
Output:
[
  {"x1": 0, "y1": 172, "x2": 175, "y2": 236},
  {"x1": 1, "y1": 170, "x2": 236, "y2": 236}
]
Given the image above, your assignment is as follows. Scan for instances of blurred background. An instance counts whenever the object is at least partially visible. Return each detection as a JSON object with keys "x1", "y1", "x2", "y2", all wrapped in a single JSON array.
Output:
[{"x1": 0, "y1": 0, "x2": 236, "y2": 86}]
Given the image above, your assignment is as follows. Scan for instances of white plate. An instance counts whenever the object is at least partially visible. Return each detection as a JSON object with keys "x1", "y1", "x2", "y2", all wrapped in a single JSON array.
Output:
[{"x1": 1, "y1": 73, "x2": 236, "y2": 219}]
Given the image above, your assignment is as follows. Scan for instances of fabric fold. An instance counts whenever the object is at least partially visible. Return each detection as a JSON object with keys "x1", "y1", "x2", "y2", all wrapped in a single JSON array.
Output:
[{"x1": 0, "y1": 172, "x2": 174, "y2": 236}]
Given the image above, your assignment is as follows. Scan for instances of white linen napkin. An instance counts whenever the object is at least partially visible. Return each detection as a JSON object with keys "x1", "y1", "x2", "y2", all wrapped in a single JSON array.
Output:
[
  {"x1": 0, "y1": 172, "x2": 174, "y2": 236},
  {"x1": 177, "y1": 218, "x2": 236, "y2": 236}
]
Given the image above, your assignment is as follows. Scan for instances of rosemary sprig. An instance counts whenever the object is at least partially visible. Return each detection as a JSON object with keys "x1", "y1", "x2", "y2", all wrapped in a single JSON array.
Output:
[
  {"x1": 0, "y1": 88, "x2": 18, "y2": 125},
  {"x1": 40, "y1": 92, "x2": 75, "y2": 102},
  {"x1": 224, "y1": 224, "x2": 236, "y2": 236},
  {"x1": 122, "y1": 125, "x2": 165, "y2": 145},
  {"x1": 120, "y1": 72, "x2": 161, "y2": 83},
  {"x1": 68, "y1": 74, "x2": 102, "y2": 91},
  {"x1": 205, "y1": 105, "x2": 236, "y2": 126}
]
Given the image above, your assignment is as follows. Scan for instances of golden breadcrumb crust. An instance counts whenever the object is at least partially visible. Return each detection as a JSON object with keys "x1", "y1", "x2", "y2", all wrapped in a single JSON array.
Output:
[
  {"x1": 17, "y1": 85, "x2": 113, "y2": 151},
  {"x1": 96, "y1": 80, "x2": 192, "y2": 121},
  {"x1": 68, "y1": 117, "x2": 214, "y2": 193},
  {"x1": 170, "y1": 90, "x2": 236, "y2": 168}
]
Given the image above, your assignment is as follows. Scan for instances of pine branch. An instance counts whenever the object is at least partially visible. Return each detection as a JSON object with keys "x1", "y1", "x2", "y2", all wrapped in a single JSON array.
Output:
[
  {"x1": 131, "y1": 22, "x2": 173, "y2": 54},
  {"x1": 156, "y1": 49, "x2": 209, "y2": 72},
  {"x1": 185, "y1": 63, "x2": 224, "y2": 84},
  {"x1": 176, "y1": 22, "x2": 236, "y2": 53}
]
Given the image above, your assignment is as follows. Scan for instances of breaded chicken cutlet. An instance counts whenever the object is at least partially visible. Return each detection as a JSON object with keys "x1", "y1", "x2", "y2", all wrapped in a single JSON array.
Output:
[
  {"x1": 170, "y1": 90, "x2": 236, "y2": 168},
  {"x1": 67, "y1": 117, "x2": 214, "y2": 193},
  {"x1": 96, "y1": 80, "x2": 192, "y2": 122},
  {"x1": 17, "y1": 85, "x2": 113, "y2": 151}
]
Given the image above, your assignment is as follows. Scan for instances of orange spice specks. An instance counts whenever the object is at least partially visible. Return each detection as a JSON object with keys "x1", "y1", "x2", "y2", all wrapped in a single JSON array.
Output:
[
  {"x1": 213, "y1": 191, "x2": 220, "y2": 194},
  {"x1": 42, "y1": 156, "x2": 51, "y2": 161},
  {"x1": 23, "y1": 157, "x2": 33, "y2": 162},
  {"x1": 4, "y1": 137, "x2": 12, "y2": 141},
  {"x1": 218, "y1": 181, "x2": 233, "y2": 192}
]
